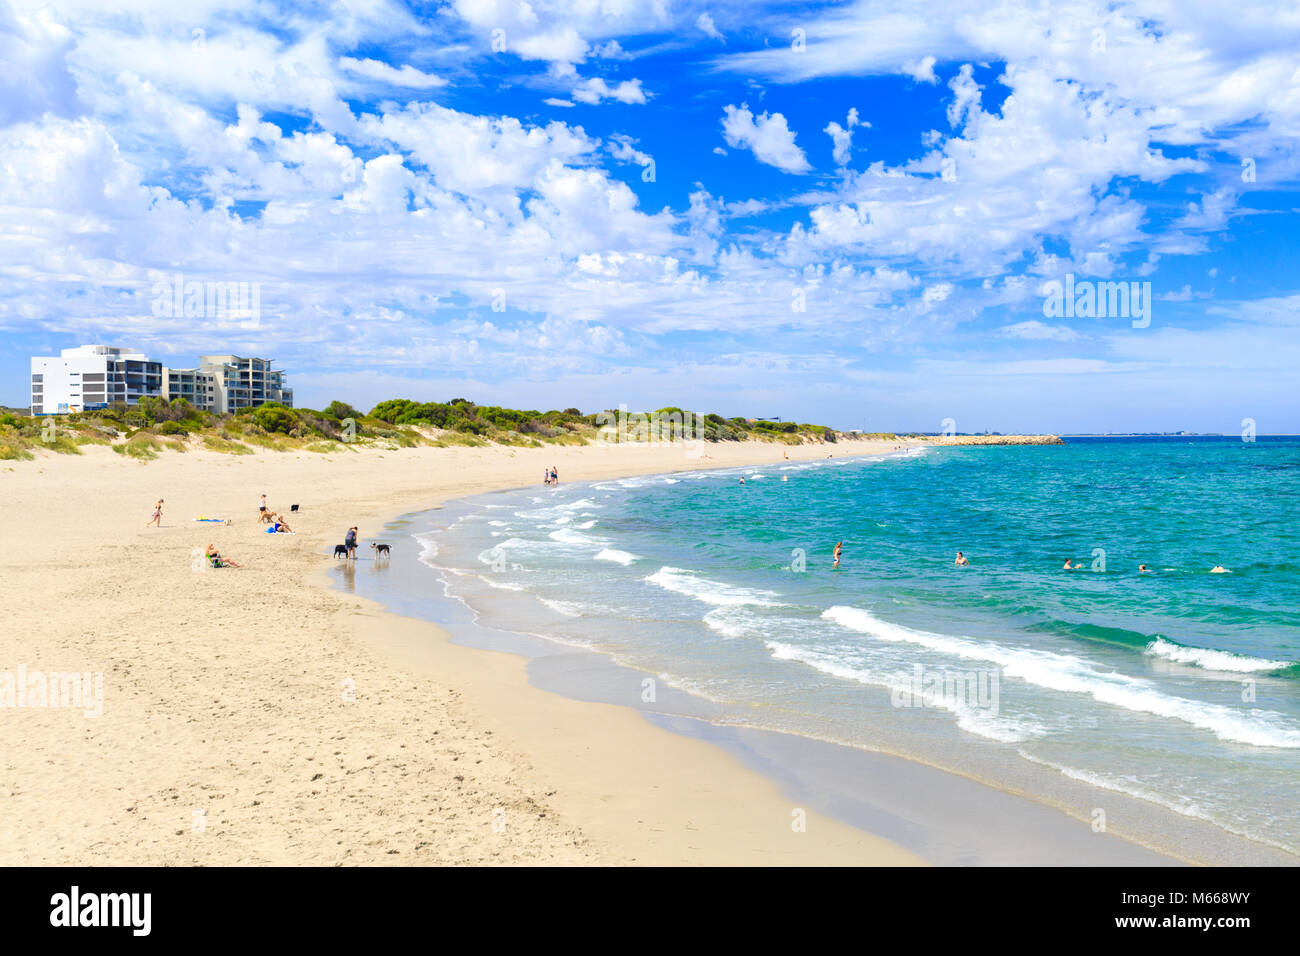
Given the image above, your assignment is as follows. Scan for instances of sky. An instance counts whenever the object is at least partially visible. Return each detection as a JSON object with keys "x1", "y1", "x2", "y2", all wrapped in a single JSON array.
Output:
[{"x1": 2, "y1": 0, "x2": 1299, "y2": 433}]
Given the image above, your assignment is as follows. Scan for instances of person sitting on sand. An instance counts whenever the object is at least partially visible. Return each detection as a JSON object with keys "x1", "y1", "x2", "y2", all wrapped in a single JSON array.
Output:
[
  {"x1": 147, "y1": 498, "x2": 163, "y2": 528},
  {"x1": 206, "y1": 544, "x2": 243, "y2": 569},
  {"x1": 833, "y1": 541, "x2": 843, "y2": 568},
  {"x1": 268, "y1": 513, "x2": 293, "y2": 533},
  {"x1": 1210, "y1": 565, "x2": 1230, "y2": 573},
  {"x1": 955, "y1": 551, "x2": 970, "y2": 566}
]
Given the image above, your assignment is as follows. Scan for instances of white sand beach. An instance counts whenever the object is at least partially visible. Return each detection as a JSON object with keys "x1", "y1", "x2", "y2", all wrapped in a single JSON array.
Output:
[{"x1": 1, "y1": 438, "x2": 938, "y2": 865}]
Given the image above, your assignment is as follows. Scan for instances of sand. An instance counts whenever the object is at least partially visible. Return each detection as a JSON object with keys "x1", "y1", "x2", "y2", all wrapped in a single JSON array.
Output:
[{"x1": 1, "y1": 436, "x2": 930, "y2": 865}]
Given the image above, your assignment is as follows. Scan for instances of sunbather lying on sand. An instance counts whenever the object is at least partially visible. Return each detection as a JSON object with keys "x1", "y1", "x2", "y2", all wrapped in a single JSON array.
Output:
[{"x1": 206, "y1": 545, "x2": 243, "y2": 568}]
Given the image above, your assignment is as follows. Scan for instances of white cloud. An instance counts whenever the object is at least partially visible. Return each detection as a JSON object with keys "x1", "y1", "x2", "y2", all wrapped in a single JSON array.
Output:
[
  {"x1": 902, "y1": 55, "x2": 938, "y2": 84},
  {"x1": 338, "y1": 57, "x2": 445, "y2": 89},
  {"x1": 721, "y1": 103, "x2": 811, "y2": 173},
  {"x1": 998, "y1": 320, "x2": 1080, "y2": 341},
  {"x1": 824, "y1": 108, "x2": 862, "y2": 165},
  {"x1": 697, "y1": 13, "x2": 724, "y2": 42},
  {"x1": 571, "y1": 76, "x2": 647, "y2": 105}
]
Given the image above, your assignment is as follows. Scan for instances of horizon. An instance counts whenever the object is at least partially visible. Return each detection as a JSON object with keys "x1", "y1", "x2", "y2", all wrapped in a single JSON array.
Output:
[{"x1": 3, "y1": 1, "x2": 1299, "y2": 433}]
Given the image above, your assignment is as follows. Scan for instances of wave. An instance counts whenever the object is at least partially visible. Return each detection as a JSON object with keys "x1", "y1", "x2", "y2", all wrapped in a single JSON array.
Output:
[
  {"x1": 1018, "y1": 751, "x2": 1300, "y2": 856},
  {"x1": 766, "y1": 639, "x2": 1045, "y2": 743},
  {"x1": 548, "y1": 528, "x2": 604, "y2": 547},
  {"x1": 538, "y1": 597, "x2": 585, "y2": 617},
  {"x1": 645, "y1": 566, "x2": 788, "y2": 607},
  {"x1": 476, "y1": 574, "x2": 527, "y2": 592},
  {"x1": 823, "y1": 606, "x2": 1300, "y2": 749},
  {"x1": 595, "y1": 548, "x2": 638, "y2": 566},
  {"x1": 1029, "y1": 619, "x2": 1297, "y2": 676},
  {"x1": 1145, "y1": 637, "x2": 1293, "y2": 674}
]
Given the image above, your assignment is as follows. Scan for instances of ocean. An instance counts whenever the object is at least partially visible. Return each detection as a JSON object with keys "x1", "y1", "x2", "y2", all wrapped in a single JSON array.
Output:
[{"x1": 351, "y1": 437, "x2": 1300, "y2": 861}]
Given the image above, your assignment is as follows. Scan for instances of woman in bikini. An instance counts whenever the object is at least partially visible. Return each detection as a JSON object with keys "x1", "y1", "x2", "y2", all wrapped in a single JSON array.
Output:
[{"x1": 147, "y1": 499, "x2": 163, "y2": 528}]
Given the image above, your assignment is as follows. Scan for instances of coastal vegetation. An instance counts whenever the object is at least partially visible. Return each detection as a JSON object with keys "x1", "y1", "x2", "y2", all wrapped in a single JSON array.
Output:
[{"x1": 0, "y1": 398, "x2": 863, "y2": 460}]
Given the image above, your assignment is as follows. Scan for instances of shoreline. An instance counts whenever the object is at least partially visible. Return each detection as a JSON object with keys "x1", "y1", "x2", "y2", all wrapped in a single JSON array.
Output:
[
  {"x1": 336, "y1": 457, "x2": 1295, "y2": 867},
  {"x1": 1, "y1": 437, "x2": 926, "y2": 864},
  {"x1": 2, "y1": 437, "x2": 1289, "y2": 865}
]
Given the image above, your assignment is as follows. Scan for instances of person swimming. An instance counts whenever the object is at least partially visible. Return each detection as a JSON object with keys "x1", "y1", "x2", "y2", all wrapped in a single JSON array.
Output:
[
  {"x1": 1139, "y1": 564, "x2": 1151, "y2": 573},
  {"x1": 833, "y1": 541, "x2": 843, "y2": 568},
  {"x1": 1210, "y1": 565, "x2": 1230, "y2": 573},
  {"x1": 1063, "y1": 559, "x2": 1082, "y2": 570},
  {"x1": 955, "y1": 551, "x2": 970, "y2": 566}
]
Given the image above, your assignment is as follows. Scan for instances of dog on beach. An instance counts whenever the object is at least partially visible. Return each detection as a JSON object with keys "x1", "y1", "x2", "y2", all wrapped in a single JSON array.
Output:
[
  {"x1": 333, "y1": 544, "x2": 348, "y2": 558},
  {"x1": 290, "y1": 504, "x2": 299, "y2": 512},
  {"x1": 370, "y1": 542, "x2": 391, "y2": 560}
]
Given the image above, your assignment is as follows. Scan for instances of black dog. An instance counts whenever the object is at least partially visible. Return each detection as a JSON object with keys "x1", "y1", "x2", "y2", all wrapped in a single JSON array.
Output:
[
  {"x1": 333, "y1": 544, "x2": 348, "y2": 558},
  {"x1": 370, "y1": 543, "x2": 391, "y2": 559},
  {"x1": 290, "y1": 504, "x2": 300, "y2": 513}
]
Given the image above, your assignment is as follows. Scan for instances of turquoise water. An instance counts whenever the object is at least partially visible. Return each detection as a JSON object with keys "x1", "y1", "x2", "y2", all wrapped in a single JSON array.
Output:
[{"x1": 415, "y1": 438, "x2": 1300, "y2": 858}]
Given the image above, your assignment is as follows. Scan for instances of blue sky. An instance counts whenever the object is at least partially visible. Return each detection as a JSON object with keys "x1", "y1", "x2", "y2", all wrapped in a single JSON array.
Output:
[{"x1": 2, "y1": 0, "x2": 1299, "y2": 433}]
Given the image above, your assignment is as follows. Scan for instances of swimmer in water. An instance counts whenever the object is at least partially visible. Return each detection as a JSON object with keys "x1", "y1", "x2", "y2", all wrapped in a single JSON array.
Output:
[
  {"x1": 1063, "y1": 559, "x2": 1082, "y2": 570},
  {"x1": 1138, "y1": 564, "x2": 1151, "y2": 573},
  {"x1": 833, "y1": 541, "x2": 843, "y2": 568},
  {"x1": 1210, "y1": 565, "x2": 1230, "y2": 573},
  {"x1": 955, "y1": 551, "x2": 970, "y2": 566}
]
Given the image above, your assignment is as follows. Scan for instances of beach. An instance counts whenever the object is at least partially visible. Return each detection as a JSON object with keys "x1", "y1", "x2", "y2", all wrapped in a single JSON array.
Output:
[
  {"x1": 4, "y1": 437, "x2": 1290, "y2": 866},
  {"x1": 1, "y1": 438, "x2": 932, "y2": 865}
]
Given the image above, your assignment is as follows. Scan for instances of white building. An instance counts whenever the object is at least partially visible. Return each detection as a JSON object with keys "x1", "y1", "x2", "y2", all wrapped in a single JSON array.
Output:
[
  {"x1": 161, "y1": 366, "x2": 219, "y2": 411},
  {"x1": 194, "y1": 354, "x2": 293, "y2": 413},
  {"x1": 30, "y1": 345, "x2": 162, "y2": 415},
  {"x1": 31, "y1": 346, "x2": 291, "y2": 415}
]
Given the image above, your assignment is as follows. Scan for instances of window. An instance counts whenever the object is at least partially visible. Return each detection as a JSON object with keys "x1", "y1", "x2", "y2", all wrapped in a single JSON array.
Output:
[{"x1": 31, "y1": 374, "x2": 42, "y2": 382}]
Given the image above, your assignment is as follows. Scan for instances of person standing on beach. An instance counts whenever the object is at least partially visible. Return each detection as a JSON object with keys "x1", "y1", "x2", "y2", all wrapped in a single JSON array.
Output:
[
  {"x1": 147, "y1": 498, "x2": 163, "y2": 528},
  {"x1": 345, "y1": 526, "x2": 358, "y2": 560},
  {"x1": 833, "y1": 541, "x2": 843, "y2": 568}
]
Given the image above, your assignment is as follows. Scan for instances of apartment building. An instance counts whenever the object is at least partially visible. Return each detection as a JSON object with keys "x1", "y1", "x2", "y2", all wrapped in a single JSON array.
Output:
[
  {"x1": 30, "y1": 346, "x2": 291, "y2": 415},
  {"x1": 196, "y1": 354, "x2": 293, "y2": 413},
  {"x1": 161, "y1": 367, "x2": 219, "y2": 412},
  {"x1": 30, "y1": 345, "x2": 163, "y2": 415}
]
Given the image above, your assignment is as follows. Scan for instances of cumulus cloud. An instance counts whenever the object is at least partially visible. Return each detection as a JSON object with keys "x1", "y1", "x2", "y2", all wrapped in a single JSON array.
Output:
[
  {"x1": 824, "y1": 107, "x2": 863, "y2": 165},
  {"x1": 721, "y1": 103, "x2": 811, "y2": 173},
  {"x1": 571, "y1": 76, "x2": 647, "y2": 105}
]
